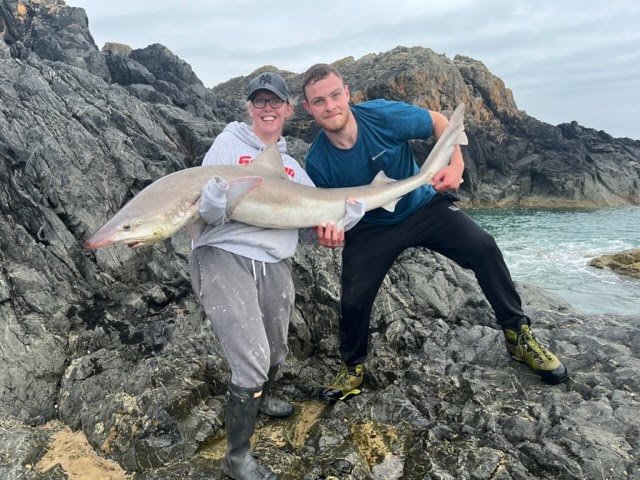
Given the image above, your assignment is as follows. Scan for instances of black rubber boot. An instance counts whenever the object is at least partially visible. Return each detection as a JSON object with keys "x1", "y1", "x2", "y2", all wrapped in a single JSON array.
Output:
[
  {"x1": 222, "y1": 383, "x2": 279, "y2": 480},
  {"x1": 258, "y1": 366, "x2": 294, "y2": 418}
]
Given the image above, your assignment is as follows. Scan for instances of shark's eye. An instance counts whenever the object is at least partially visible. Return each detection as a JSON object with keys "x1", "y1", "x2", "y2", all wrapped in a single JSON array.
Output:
[{"x1": 122, "y1": 223, "x2": 132, "y2": 231}]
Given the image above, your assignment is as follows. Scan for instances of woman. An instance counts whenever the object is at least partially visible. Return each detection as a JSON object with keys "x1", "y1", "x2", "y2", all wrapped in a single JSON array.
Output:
[{"x1": 190, "y1": 72, "x2": 312, "y2": 480}]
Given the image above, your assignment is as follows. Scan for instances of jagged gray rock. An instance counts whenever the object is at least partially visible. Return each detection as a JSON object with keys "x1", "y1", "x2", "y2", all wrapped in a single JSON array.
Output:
[{"x1": 1, "y1": 1, "x2": 639, "y2": 479}]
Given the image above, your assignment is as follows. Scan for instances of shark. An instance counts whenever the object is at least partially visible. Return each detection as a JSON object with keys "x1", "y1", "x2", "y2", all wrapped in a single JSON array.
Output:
[{"x1": 84, "y1": 102, "x2": 468, "y2": 249}]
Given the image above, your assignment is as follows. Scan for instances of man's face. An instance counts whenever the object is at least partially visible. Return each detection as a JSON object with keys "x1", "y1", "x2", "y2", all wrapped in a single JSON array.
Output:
[{"x1": 302, "y1": 73, "x2": 351, "y2": 133}]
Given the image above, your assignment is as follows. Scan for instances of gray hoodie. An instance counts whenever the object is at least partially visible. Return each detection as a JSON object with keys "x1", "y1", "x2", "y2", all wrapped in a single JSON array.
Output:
[{"x1": 192, "y1": 121, "x2": 315, "y2": 262}]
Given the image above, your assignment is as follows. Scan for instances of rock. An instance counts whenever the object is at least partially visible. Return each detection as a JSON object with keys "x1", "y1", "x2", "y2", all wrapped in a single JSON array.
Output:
[
  {"x1": 216, "y1": 47, "x2": 640, "y2": 208},
  {"x1": 0, "y1": 1, "x2": 639, "y2": 479},
  {"x1": 589, "y1": 248, "x2": 640, "y2": 279},
  {"x1": 101, "y1": 41, "x2": 132, "y2": 56}
]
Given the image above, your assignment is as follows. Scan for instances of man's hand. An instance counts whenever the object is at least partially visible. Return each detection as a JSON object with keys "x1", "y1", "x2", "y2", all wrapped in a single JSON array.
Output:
[
  {"x1": 314, "y1": 223, "x2": 345, "y2": 248},
  {"x1": 431, "y1": 162, "x2": 464, "y2": 191}
]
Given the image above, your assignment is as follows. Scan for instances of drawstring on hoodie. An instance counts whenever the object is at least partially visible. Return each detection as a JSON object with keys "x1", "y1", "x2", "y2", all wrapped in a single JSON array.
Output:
[{"x1": 251, "y1": 259, "x2": 267, "y2": 283}]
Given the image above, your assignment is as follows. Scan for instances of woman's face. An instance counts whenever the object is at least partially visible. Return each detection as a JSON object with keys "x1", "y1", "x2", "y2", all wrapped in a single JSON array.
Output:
[{"x1": 249, "y1": 90, "x2": 292, "y2": 140}]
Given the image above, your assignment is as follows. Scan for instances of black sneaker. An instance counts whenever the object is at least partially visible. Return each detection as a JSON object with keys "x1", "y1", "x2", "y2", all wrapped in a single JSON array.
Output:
[
  {"x1": 318, "y1": 363, "x2": 364, "y2": 401},
  {"x1": 504, "y1": 324, "x2": 568, "y2": 384}
]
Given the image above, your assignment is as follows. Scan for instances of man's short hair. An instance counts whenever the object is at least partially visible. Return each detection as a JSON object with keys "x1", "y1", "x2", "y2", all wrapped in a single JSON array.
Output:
[{"x1": 301, "y1": 64, "x2": 344, "y2": 99}]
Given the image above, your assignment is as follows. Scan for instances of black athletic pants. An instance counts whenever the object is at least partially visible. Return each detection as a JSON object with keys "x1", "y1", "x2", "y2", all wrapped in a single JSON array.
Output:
[{"x1": 339, "y1": 193, "x2": 526, "y2": 366}]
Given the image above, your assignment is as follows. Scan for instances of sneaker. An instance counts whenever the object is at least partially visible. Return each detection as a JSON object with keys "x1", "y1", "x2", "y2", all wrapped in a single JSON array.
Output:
[
  {"x1": 318, "y1": 363, "x2": 364, "y2": 401},
  {"x1": 504, "y1": 324, "x2": 568, "y2": 385}
]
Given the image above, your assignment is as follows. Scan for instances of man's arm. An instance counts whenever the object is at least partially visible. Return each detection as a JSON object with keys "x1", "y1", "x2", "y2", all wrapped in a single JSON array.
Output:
[{"x1": 429, "y1": 110, "x2": 464, "y2": 191}]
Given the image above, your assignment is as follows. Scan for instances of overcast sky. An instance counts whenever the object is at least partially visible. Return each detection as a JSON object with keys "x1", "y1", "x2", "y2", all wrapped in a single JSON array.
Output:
[{"x1": 70, "y1": 0, "x2": 640, "y2": 140}]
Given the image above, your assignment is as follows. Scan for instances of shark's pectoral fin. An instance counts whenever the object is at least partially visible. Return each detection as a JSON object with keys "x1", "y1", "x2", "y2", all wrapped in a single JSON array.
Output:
[
  {"x1": 185, "y1": 218, "x2": 205, "y2": 241},
  {"x1": 225, "y1": 176, "x2": 263, "y2": 215}
]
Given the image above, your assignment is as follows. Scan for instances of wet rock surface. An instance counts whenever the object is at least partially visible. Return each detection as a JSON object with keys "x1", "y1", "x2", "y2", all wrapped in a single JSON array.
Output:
[
  {"x1": 1, "y1": 1, "x2": 639, "y2": 479},
  {"x1": 589, "y1": 248, "x2": 640, "y2": 279}
]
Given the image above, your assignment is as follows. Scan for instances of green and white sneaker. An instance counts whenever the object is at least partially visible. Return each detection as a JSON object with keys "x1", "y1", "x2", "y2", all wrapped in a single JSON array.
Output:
[
  {"x1": 318, "y1": 363, "x2": 364, "y2": 401},
  {"x1": 504, "y1": 324, "x2": 568, "y2": 384}
]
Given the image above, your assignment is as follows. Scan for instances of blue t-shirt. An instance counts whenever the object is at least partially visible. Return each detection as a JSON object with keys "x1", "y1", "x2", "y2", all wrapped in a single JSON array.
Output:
[{"x1": 305, "y1": 99, "x2": 437, "y2": 224}]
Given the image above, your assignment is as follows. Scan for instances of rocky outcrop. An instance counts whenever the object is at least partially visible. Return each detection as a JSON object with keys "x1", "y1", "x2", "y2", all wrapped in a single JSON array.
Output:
[
  {"x1": 589, "y1": 248, "x2": 640, "y2": 279},
  {"x1": 1, "y1": 1, "x2": 639, "y2": 479},
  {"x1": 213, "y1": 48, "x2": 640, "y2": 208}
]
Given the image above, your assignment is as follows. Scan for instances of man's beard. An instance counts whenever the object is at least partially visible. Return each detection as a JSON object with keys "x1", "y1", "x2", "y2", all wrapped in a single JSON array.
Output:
[{"x1": 320, "y1": 112, "x2": 348, "y2": 133}]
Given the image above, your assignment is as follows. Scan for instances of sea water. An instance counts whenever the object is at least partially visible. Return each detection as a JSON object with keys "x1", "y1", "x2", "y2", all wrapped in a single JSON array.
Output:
[{"x1": 466, "y1": 206, "x2": 640, "y2": 315}]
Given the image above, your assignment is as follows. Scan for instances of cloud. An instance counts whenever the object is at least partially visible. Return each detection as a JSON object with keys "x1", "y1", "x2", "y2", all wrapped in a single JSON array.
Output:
[{"x1": 71, "y1": 0, "x2": 640, "y2": 139}]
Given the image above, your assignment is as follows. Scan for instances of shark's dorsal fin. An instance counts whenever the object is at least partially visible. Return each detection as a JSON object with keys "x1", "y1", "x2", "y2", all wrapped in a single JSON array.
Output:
[
  {"x1": 244, "y1": 142, "x2": 289, "y2": 179},
  {"x1": 371, "y1": 170, "x2": 397, "y2": 186}
]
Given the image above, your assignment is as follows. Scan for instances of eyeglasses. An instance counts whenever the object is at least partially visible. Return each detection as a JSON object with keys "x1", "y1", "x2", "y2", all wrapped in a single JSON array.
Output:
[{"x1": 251, "y1": 97, "x2": 286, "y2": 108}]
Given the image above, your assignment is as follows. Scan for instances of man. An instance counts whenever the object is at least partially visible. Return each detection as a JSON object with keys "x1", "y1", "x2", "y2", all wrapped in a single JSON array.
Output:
[{"x1": 301, "y1": 63, "x2": 568, "y2": 401}]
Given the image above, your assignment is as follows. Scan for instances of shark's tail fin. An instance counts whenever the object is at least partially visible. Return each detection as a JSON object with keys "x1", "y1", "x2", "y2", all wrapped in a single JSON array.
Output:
[{"x1": 419, "y1": 102, "x2": 469, "y2": 181}]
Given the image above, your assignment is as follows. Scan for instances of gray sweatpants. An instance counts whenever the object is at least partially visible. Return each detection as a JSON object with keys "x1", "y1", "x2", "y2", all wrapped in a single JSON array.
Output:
[{"x1": 189, "y1": 246, "x2": 294, "y2": 389}]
